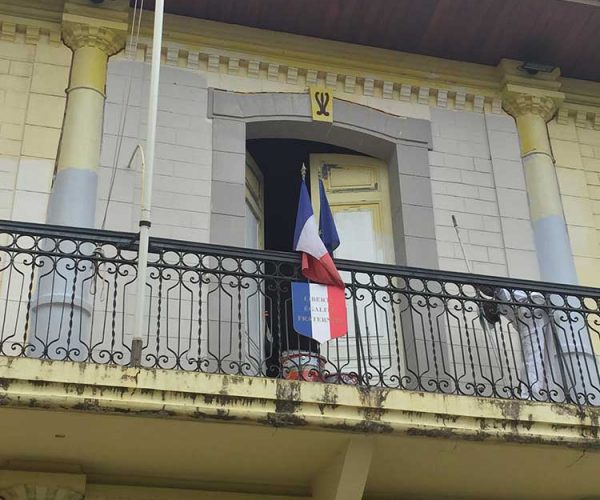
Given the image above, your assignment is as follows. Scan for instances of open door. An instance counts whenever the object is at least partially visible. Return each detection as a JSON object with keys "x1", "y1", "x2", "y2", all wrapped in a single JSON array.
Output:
[
  {"x1": 309, "y1": 154, "x2": 394, "y2": 265},
  {"x1": 243, "y1": 153, "x2": 266, "y2": 374},
  {"x1": 309, "y1": 154, "x2": 400, "y2": 385}
]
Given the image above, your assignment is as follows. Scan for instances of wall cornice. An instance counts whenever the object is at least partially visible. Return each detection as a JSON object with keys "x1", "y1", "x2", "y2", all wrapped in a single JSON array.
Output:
[{"x1": 4, "y1": 3, "x2": 600, "y2": 128}]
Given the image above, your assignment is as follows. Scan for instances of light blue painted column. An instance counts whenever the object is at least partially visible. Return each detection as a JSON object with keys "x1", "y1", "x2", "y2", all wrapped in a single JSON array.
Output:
[
  {"x1": 30, "y1": 22, "x2": 125, "y2": 360},
  {"x1": 504, "y1": 88, "x2": 598, "y2": 403}
]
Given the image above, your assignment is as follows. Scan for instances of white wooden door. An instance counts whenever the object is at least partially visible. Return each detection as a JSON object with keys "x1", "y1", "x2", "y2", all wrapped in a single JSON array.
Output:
[
  {"x1": 244, "y1": 153, "x2": 266, "y2": 374},
  {"x1": 309, "y1": 154, "x2": 400, "y2": 385}
]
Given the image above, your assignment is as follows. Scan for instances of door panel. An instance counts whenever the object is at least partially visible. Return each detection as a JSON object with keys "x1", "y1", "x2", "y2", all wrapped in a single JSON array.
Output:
[
  {"x1": 309, "y1": 154, "x2": 395, "y2": 265},
  {"x1": 243, "y1": 153, "x2": 266, "y2": 374},
  {"x1": 309, "y1": 154, "x2": 400, "y2": 385}
]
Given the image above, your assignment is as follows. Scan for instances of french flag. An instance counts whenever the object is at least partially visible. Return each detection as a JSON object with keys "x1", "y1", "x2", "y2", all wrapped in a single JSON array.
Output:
[
  {"x1": 293, "y1": 179, "x2": 344, "y2": 288},
  {"x1": 291, "y1": 282, "x2": 348, "y2": 343}
]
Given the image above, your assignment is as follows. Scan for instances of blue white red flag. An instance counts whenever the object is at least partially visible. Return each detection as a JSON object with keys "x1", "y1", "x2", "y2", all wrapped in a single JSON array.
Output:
[
  {"x1": 318, "y1": 179, "x2": 340, "y2": 255},
  {"x1": 291, "y1": 282, "x2": 348, "y2": 343},
  {"x1": 293, "y1": 179, "x2": 344, "y2": 288}
]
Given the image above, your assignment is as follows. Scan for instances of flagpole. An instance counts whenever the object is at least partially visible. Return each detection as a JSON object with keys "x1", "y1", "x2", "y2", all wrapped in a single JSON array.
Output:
[{"x1": 131, "y1": 0, "x2": 164, "y2": 366}]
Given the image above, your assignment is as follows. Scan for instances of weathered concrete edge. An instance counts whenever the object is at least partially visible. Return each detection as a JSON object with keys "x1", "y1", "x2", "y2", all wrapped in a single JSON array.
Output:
[{"x1": 1, "y1": 357, "x2": 599, "y2": 448}]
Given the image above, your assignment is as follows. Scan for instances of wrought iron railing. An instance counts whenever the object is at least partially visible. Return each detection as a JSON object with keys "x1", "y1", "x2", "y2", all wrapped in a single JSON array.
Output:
[{"x1": 1, "y1": 220, "x2": 600, "y2": 406}]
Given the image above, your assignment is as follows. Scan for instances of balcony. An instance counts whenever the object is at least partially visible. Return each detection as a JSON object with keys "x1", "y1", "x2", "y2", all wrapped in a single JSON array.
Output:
[
  {"x1": 1, "y1": 218, "x2": 600, "y2": 405},
  {"x1": 3, "y1": 219, "x2": 600, "y2": 498}
]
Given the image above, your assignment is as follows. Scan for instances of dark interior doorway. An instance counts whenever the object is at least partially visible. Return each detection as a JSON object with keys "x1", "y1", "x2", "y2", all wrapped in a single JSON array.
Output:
[
  {"x1": 245, "y1": 139, "x2": 363, "y2": 377},
  {"x1": 246, "y1": 139, "x2": 358, "y2": 252}
]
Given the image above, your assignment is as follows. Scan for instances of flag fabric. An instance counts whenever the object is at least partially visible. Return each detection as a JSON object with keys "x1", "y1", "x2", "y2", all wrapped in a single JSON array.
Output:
[
  {"x1": 291, "y1": 282, "x2": 348, "y2": 343},
  {"x1": 293, "y1": 179, "x2": 344, "y2": 288},
  {"x1": 318, "y1": 179, "x2": 340, "y2": 255}
]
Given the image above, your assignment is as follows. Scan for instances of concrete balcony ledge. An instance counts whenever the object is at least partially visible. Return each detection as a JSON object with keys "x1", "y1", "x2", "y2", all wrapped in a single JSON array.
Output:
[
  {"x1": 3, "y1": 357, "x2": 600, "y2": 499},
  {"x1": 0, "y1": 356, "x2": 599, "y2": 447}
]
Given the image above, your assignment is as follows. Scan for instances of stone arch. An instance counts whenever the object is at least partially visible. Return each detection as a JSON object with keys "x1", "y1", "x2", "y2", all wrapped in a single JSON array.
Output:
[{"x1": 208, "y1": 90, "x2": 437, "y2": 268}]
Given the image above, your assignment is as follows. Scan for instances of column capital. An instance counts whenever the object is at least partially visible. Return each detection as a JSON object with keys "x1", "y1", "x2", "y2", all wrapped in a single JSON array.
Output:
[
  {"x1": 62, "y1": 21, "x2": 125, "y2": 56},
  {"x1": 61, "y1": 0, "x2": 128, "y2": 56},
  {"x1": 502, "y1": 84, "x2": 565, "y2": 122},
  {"x1": 0, "y1": 484, "x2": 83, "y2": 500}
]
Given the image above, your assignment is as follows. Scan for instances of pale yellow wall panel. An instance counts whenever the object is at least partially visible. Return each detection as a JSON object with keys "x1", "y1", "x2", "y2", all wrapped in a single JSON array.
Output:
[
  {"x1": 552, "y1": 138, "x2": 583, "y2": 169},
  {"x1": 0, "y1": 40, "x2": 35, "y2": 62},
  {"x1": 562, "y1": 195, "x2": 596, "y2": 227},
  {"x1": 9, "y1": 60, "x2": 33, "y2": 78},
  {"x1": 0, "y1": 123, "x2": 24, "y2": 142},
  {"x1": 568, "y1": 225, "x2": 600, "y2": 257},
  {"x1": 26, "y1": 93, "x2": 66, "y2": 128},
  {"x1": 556, "y1": 167, "x2": 589, "y2": 197},
  {"x1": 579, "y1": 143, "x2": 595, "y2": 158},
  {"x1": 1, "y1": 105, "x2": 27, "y2": 126},
  {"x1": 30, "y1": 62, "x2": 69, "y2": 96},
  {"x1": 0, "y1": 37, "x2": 70, "y2": 222},
  {"x1": 0, "y1": 74, "x2": 31, "y2": 91},
  {"x1": 5, "y1": 89, "x2": 29, "y2": 109},
  {"x1": 576, "y1": 127, "x2": 600, "y2": 146},
  {"x1": 549, "y1": 117, "x2": 600, "y2": 278},
  {"x1": 21, "y1": 125, "x2": 60, "y2": 159},
  {"x1": 574, "y1": 256, "x2": 600, "y2": 287},
  {"x1": 548, "y1": 119, "x2": 578, "y2": 141},
  {"x1": 583, "y1": 156, "x2": 600, "y2": 173},
  {"x1": 34, "y1": 43, "x2": 73, "y2": 66},
  {"x1": 0, "y1": 138, "x2": 21, "y2": 156}
]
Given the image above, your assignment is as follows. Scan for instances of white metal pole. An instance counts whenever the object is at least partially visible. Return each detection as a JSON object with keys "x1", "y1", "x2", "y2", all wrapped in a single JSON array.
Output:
[{"x1": 131, "y1": 0, "x2": 164, "y2": 366}]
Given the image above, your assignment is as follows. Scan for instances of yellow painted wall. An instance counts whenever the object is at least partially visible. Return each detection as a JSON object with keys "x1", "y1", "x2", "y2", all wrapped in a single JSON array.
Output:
[
  {"x1": 0, "y1": 35, "x2": 70, "y2": 222},
  {"x1": 548, "y1": 117, "x2": 600, "y2": 286}
]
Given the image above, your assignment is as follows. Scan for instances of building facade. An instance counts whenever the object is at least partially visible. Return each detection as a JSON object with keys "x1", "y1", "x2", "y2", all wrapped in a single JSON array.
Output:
[{"x1": 1, "y1": 0, "x2": 600, "y2": 498}]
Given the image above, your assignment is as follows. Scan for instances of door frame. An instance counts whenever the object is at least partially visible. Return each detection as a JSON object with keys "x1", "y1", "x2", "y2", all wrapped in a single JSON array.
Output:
[{"x1": 208, "y1": 89, "x2": 438, "y2": 270}]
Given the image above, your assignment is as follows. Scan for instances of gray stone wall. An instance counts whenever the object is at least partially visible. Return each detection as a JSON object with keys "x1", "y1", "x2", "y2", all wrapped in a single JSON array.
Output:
[
  {"x1": 429, "y1": 108, "x2": 539, "y2": 280},
  {"x1": 99, "y1": 60, "x2": 211, "y2": 241}
]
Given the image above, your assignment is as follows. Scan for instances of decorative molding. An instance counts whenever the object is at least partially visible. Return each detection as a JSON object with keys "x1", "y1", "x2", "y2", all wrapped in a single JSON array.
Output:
[
  {"x1": 363, "y1": 77, "x2": 374, "y2": 96},
  {"x1": 306, "y1": 69, "x2": 318, "y2": 85},
  {"x1": 227, "y1": 56, "x2": 239, "y2": 74},
  {"x1": 383, "y1": 81, "x2": 394, "y2": 99},
  {"x1": 0, "y1": 485, "x2": 83, "y2": 500},
  {"x1": 437, "y1": 89, "x2": 448, "y2": 108},
  {"x1": 1, "y1": 21, "x2": 17, "y2": 41},
  {"x1": 473, "y1": 95, "x2": 485, "y2": 113},
  {"x1": 247, "y1": 60, "x2": 260, "y2": 78},
  {"x1": 491, "y1": 98, "x2": 502, "y2": 114},
  {"x1": 25, "y1": 25, "x2": 39, "y2": 44},
  {"x1": 267, "y1": 63, "x2": 279, "y2": 81},
  {"x1": 187, "y1": 50, "x2": 199, "y2": 70},
  {"x1": 399, "y1": 83, "x2": 412, "y2": 102},
  {"x1": 556, "y1": 107, "x2": 570, "y2": 125},
  {"x1": 207, "y1": 53, "x2": 220, "y2": 72},
  {"x1": 344, "y1": 75, "x2": 356, "y2": 94},
  {"x1": 62, "y1": 22, "x2": 125, "y2": 55},
  {"x1": 417, "y1": 86, "x2": 430, "y2": 105},
  {"x1": 455, "y1": 90, "x2": 466, "y2": 110},
  {"x1": 576, "y1": 110, "x2": 588, "y2": 128},
  {"x1": 10, "y1": 4, "x2": 600, "y2": 125},
  {"x1": 166, "y1": 46, "x2": 178, "y2": 66},
  {"x1": 325, "y1": 72, "x2": 337, "y2": 89},
  {"x1": 5, "y1": 5, "x2": 600, "y2": 126},
  {"x1": 503, "y1": 92, "x2": 560, "y2": 122},
  {"x1": 287, "y1": 66, "x2": 298, "y2": 84}
]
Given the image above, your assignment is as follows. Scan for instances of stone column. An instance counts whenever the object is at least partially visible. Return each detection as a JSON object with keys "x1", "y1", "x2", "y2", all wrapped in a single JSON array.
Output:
[
  {"x1": 504, "y1": 85, "x2": 598, "y2": 403},
  {"x1": 29, "y1": 10, "x2": 126, "y2": 361},
  {"x1": 503, "y1": 86, "x2": 576, "y2": 284},
  {"x1": 46, "y1": 20, "x2": 125, "y2": 227}
]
